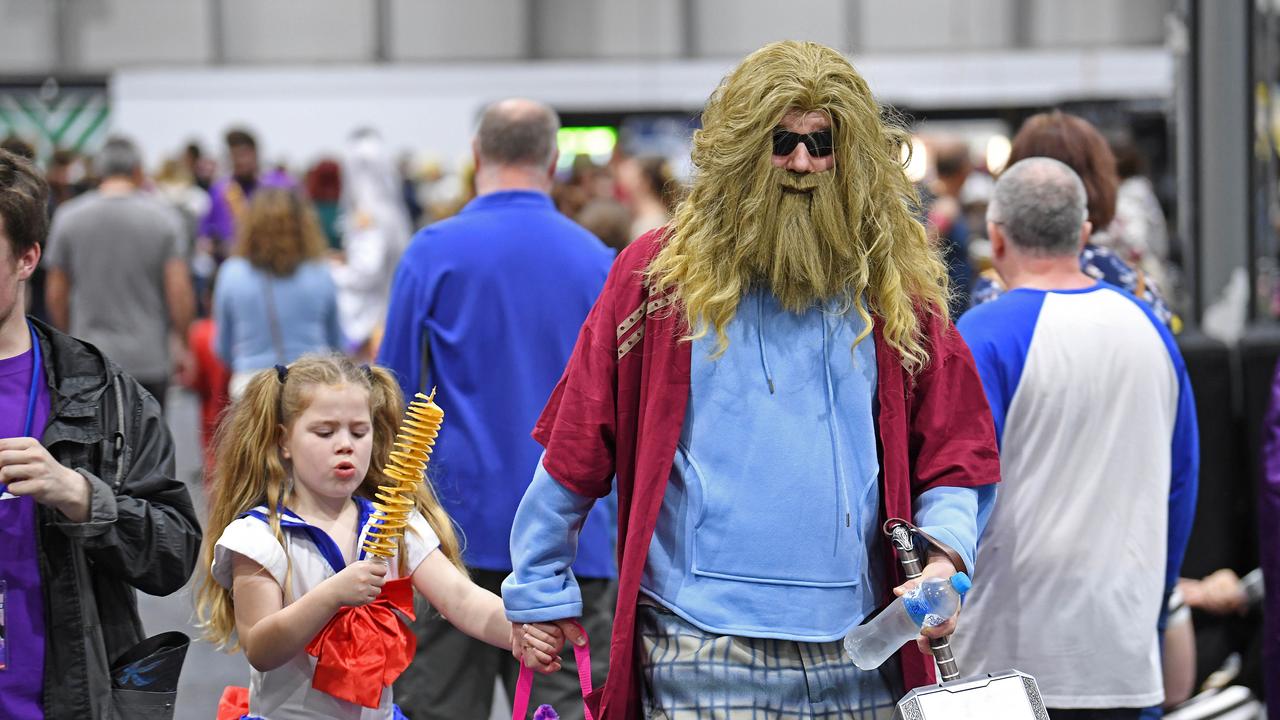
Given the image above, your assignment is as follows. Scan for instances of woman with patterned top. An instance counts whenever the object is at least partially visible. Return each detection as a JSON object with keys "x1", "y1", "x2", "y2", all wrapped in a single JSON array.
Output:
[{"x1": 970, "y1": 111, "x2": 1176, "y2": 330}]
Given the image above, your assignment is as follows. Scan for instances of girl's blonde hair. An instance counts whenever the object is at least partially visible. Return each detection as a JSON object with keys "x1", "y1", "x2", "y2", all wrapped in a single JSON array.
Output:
[
  {"x1": 647, "y1": 40, "x2": 949, "y2": 374},
  {"x1": 195, "y1": 353, "x2": 465, "y2": 651}
]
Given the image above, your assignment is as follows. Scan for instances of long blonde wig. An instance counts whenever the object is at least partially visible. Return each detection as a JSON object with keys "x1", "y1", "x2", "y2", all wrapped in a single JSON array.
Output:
[
  {"x1": 647, "y1": 40, "x2": 949, "y2": 374},
  {"x1": 195, "y1": 353, "x2": 465, "y2": 651}
]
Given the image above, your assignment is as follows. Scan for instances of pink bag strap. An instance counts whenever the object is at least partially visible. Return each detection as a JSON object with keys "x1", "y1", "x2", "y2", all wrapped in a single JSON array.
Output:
[{"x1": 511, "y1": 622, "x2": 593, "y2": 720}]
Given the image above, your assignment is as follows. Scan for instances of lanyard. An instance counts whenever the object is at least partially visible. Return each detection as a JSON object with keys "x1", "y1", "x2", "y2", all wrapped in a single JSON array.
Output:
[{"x1": 23, "y1": 321, "x2": 41, "y2": 438}]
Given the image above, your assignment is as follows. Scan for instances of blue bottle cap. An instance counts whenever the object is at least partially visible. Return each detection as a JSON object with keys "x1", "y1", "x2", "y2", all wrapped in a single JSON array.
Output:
[{"x1": 949, "y1": 572, "x2": 972, "y2": 595}]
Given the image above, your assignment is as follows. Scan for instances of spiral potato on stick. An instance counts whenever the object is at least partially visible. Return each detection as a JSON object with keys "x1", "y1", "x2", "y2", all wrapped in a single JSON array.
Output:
[{"x1": 362, "y1": 390, "x2": 442, "y2": 559}]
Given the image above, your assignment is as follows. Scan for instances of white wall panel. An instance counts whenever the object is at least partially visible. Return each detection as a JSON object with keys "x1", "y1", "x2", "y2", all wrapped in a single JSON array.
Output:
[
  {"x1": 1031, "y1": 0, "x2": 1171, "y2": 47},
  {"x1": 596, "y1": 0, "x2": 682, "y2": 58},
  {"x1": 111, "y1": 48, "x2": 1173, "y2": 170},
  {"x1": 535, "y1": 0, "x2": 682, "y2": 59},
  {"x1": 0, "y1": 0, "x2": 57, "y2": 72},
  {"x1": 390, "y1": 0, "x2": 528, "y2": 61},
  {"x1": 859, "y1": 0, "x2": 1014, "y2": 52},
  {"x1": 691, "y1": 0, "x2": 848, "y2": 58},
  {"x1": 222, "y1": 0, "x2": 374, "y2": 64},
  {"x1": 76, "y1": 0, "x2": 211, "y2": 69}
]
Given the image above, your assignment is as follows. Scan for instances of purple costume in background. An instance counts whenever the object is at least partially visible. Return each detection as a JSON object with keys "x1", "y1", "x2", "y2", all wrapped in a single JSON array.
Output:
[
  {"x1": 0, "y1": 329, "x2": 52, "y2": 719},
  {"x1": 1262, "y1": 362, "x2": 1280, "y2": 719},
  {"x1": 198, "y1": 170, "x2": 294, "y2": 247}
]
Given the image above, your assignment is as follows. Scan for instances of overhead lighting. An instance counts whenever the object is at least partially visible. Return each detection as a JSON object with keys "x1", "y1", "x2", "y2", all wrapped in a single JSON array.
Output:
[
  {"x1": 986, "y1": 135, "x2": 1012, "y2": 174},
  {"x1": 902, "y1": 136, "x2": 928, "y2": 183}
]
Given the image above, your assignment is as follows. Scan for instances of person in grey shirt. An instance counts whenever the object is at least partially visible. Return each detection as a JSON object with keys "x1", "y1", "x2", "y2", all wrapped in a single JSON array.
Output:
[{"x1": 44, "y1": 136, "x2": 195, "y2": 409}]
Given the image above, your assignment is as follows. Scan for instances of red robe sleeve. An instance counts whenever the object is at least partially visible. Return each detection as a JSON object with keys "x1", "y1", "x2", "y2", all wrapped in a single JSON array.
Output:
[
  {"x1": 908, "y1": 312, "x2": 1002, "y2": 494},
  {"x1": 532, "y1": 247, "x2": 632, "y2": 500}
]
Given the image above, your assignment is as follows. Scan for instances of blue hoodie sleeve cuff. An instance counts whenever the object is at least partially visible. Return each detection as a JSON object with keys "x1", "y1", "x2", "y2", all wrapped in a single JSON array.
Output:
[
  {"x1": 914, "y1": 485, "x2": 991, "y2": 576},
  {"x1": 502, "y1": 458, "x2": 596, "y2": 621}
]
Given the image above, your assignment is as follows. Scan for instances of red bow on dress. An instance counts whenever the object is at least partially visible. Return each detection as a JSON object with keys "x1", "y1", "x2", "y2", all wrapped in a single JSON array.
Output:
[{"x1": 305, "y1": 575, "x2": 417, "y2": 709}]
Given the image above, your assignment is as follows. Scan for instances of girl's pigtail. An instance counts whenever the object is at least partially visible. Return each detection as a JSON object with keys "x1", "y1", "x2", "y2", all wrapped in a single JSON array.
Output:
[{"x1": 195, "y1": 367, "x2": 293, "y2": 649}]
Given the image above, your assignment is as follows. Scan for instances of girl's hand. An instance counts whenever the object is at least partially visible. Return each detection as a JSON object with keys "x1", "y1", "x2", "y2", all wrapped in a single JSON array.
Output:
[
  {"x1": 512, "y1": 622, "x2": 564, "y2": 673},
  {"x1": 322, "y1": 559, "x2": 388, "y2": 608}
]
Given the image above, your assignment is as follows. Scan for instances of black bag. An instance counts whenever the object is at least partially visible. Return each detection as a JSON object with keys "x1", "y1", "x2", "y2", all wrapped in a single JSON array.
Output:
[{"x1": 109, "y1": 631, "x2": 189, "y2": 720}]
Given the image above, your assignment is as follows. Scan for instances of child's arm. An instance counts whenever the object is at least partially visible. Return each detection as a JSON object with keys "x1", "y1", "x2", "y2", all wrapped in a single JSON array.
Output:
[
  {"x1": 411, "y1": 551, "x2": 510, "y2": 648},
  {"x1": 232, "y1": 553, "x2": 388, "y2": 672},
  {"x1": 411, "y1": 550, "x2": 563, "y2": 672}
]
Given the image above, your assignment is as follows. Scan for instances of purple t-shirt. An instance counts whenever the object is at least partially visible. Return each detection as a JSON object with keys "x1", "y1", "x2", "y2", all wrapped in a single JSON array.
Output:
[{"x1": 0, "y1": 336, "x2": 51, "y2": 719}]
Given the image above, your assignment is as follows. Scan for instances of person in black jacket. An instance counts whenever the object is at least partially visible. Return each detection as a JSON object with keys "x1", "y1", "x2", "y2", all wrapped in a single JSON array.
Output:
[{"x1": 0, "y1": 148, "x2": 201, "y2": 718}]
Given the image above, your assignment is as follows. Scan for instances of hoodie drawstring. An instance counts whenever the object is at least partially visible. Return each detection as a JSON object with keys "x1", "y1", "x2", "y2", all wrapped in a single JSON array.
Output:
[
  {"x1": 822, "y1": 311, "x2": 853, "y2": 529},
  {"x1": 759, "y1": 290, "x2": 853, "y2": 531},
  {"x1": 757, "y1": 291, "x2": 776, "y2": 395}
]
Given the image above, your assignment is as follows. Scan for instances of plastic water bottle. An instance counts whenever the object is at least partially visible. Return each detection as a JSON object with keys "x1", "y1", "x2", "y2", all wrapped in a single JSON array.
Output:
[{"x1": 843, "y1": 572, "x2": 971, "y2": 671}]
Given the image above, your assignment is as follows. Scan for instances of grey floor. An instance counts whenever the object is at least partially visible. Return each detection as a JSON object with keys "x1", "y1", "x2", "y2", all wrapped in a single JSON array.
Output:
[{"x1": 137, "y1": 388, "x2": 508, "y2": 720}]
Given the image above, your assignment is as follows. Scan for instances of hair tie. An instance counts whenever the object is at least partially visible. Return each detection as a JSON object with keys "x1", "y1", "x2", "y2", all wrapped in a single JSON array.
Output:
[
  {"x1": 360, "y1": 364, "x2": 373, "y2": 380},
  {"x1": 275, "y1": 364, "x2": 289, "y2": 383}
]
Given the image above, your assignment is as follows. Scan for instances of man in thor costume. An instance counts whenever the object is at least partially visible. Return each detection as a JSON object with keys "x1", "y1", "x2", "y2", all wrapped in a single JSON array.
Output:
[{"x1": 504, "y1": 41, "x2": 1000, "y2": 718}]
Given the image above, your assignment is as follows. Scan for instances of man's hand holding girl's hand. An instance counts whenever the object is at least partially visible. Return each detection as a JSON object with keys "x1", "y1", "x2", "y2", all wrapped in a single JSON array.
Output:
[
  {"x1": 511, "y1": 621, "x2": 580, "y2": 673},
  {"x1": 512, "y1": 622, "x2": 564, "y2": 673}
]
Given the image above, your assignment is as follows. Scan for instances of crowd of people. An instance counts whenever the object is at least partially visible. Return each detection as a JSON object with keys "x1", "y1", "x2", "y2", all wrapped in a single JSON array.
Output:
[{"x1": 0, "y1": 37, "x2": 1271, "y2": 720}]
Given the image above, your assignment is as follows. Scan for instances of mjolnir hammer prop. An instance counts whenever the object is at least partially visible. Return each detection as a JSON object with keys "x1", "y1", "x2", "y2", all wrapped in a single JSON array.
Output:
[
  {"x1": 883, "y1": 519, "x2": 1048, "y2": 720},
  {"x1": 884, "y1": 518, "x2": 960, "y2": 682}
]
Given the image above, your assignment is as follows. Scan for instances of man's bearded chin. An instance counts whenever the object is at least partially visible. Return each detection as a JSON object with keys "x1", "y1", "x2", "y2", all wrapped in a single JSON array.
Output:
[{"x1": 741, "y1": 165, "x2": 853, "y2": 312}]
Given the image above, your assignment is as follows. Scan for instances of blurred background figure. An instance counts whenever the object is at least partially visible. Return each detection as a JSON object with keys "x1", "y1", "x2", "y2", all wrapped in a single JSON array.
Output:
[
  {"x1": 922, "y1": 138, "x2": 975, "y2": 318},
  {"x1": 28, "y1": 148, "x2": 89, "y2": 323},
  {"x1": 398, "y1": 150, "x2": 426, "y2": 228},
  {"x1": 305, "y1": 158, "x2": 344, "y2": 251},
  {"x1": 615, "y1": 154, "x2": 677, "y2": 243},
  {"x1": 183, "y1": 141, "x2": 216, "y2": 192},
  {"x1": 43, "y1": 135, "x2": 194, "y2": 410},
  {"x1": 971, "y1": 111, "x2": 1176, "y2": 329},
  {"x1": 45, "y1": 148, "x2": 90, "y2": 215},
  {"x1": 155, "y1": 155, "x2": 212, "y2": 249},
  {"x1": 574, "y1": 197, "x2": 632, "y2": 254},
  {"x1": 330, "y1": 128, "x2": 412, "y2": 361},
  {"x1": 1111, "y1": 133, "x2": 1172, "y2": 290},
  {"x1": 195, "y1": 128, "x2": 294, "y2": 316},
  {"x1": 212, "y1": 187, "x2": 343, "y2": 398},
  {"x1": 199, "y1": 128, "x2": 293, "y2": 253}
]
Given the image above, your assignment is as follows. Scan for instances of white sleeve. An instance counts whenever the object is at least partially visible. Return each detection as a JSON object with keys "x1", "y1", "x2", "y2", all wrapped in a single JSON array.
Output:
[
  {"x1": 212, "y1": 517, "x2": 290, "y2": 589},
  {"x1": 403, "y1": 510, "x2": 442, "y2": 575}
]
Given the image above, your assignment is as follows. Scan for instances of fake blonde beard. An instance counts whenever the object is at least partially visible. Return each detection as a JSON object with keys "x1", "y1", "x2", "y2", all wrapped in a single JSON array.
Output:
[{"x1": 742, "y1": 166, "x2": 859, "y2": 313}]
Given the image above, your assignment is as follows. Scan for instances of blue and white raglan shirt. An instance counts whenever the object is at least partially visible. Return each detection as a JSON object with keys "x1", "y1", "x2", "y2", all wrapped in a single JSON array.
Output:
[
  {"x1": 951, "y1": 283, "x2": 1198, "y2": 710},
  {"x1": 212, "y1": 500, "x2": 439, "y2": 720}
]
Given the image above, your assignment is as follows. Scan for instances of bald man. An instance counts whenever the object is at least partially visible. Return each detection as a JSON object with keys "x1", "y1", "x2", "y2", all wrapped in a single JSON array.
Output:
[{"x1": 378, "y1": 99, "x2": 616, "y2": 719}]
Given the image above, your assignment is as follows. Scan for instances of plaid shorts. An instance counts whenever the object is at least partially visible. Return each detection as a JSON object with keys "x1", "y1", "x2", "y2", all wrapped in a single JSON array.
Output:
[{"x1": 637, "y1": 603, "x2": 898, "y2": 719}]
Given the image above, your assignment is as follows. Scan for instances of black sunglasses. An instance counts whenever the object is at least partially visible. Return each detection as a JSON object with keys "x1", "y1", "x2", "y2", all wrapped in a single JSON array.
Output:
[{"x1": 772, "y1": 127, "x2": 834, "y2": 158}]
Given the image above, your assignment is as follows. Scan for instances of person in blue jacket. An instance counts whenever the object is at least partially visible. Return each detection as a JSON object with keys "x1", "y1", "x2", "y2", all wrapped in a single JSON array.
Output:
[{"x1": 377, "y1": 98, "x2": 616, "y2": 720}]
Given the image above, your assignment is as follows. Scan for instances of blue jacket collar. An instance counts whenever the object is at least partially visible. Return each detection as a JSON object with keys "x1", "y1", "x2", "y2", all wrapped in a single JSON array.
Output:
[{"x1": 462, "y1": 189, "x2": 553, "y2": 213}]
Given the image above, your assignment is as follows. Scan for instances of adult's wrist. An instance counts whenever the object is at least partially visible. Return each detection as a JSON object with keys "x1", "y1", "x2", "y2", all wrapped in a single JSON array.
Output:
[{"x1": 54, "y1": 467, "x2": 92, "y2": 523}]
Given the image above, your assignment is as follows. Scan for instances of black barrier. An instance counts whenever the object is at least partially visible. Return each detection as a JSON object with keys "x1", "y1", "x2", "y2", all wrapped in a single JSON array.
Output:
[
  {"x1": 1176, "y1": 331, "x2": 1253, "y2": 579},
  {"x1": 1177, "y1": 328, "x2": 1269, "y2": 693}
]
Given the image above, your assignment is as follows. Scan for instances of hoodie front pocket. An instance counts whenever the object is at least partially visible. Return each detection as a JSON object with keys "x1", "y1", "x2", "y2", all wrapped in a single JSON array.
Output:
[{"x1": 682, "y1": 443, "x2": 862, "y2": 588}]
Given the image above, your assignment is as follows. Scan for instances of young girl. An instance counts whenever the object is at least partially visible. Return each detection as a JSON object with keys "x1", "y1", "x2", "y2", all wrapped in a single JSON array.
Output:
[{"x1": 196, "y1": 354, "x2": 560, "y2": 719}]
